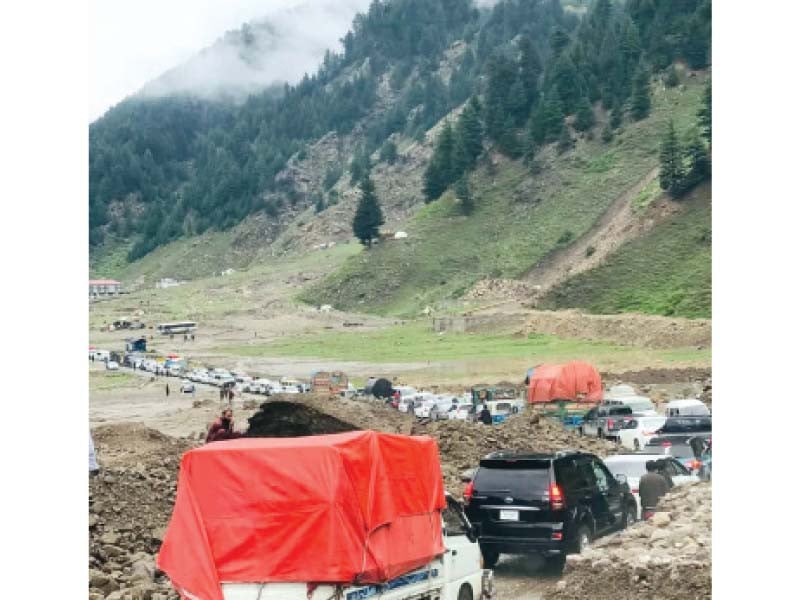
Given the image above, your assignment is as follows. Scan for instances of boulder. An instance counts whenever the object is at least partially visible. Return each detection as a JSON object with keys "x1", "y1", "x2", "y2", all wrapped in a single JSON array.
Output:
[{"x1": 652, "y1": 512, "x2": 672, "y2": 527}]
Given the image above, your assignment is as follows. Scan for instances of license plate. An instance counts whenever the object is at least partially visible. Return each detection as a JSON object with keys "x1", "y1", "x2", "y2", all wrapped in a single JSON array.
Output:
[{"x1": 499, "y1": 510, "x2": 519, "y2": 521}]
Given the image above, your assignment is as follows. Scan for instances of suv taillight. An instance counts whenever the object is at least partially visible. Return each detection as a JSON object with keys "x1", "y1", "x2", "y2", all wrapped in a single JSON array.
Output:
[
  {"x1": 607, "y1": 418, "x2": 615, "y2": 430},
  {"x1": 463, "y1": 480, "x2": 474, "y2": 504},
  {"x1": 549, "y1": 482, "x2": 565, "y2": 510}
]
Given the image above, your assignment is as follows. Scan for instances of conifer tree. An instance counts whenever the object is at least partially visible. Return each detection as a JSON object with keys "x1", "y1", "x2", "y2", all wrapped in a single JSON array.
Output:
[
  {"x1": 630, "y1": 66, "x2": 652, "y2": 120},
  {"x1": 454, "y1": 176, "x2": 474, "y2": 215},
  {"x1": 352, "y1": 175, "x2": 384, "y2": 247},
  {"x1": 518, "y1": 36, "x2": 542, "y2": 110},
  {"x1": 423, "y1": 122, "x2": 456, "y2": 201},
  {"x1": 574, "y1": 97, "x2": 596, "y2": 132},
  {"x1": 659, "y1": 120, "x2": 684, "y2": 195}
]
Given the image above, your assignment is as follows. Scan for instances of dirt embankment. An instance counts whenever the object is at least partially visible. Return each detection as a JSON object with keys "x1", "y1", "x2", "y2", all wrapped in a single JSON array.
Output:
[
  {"x1": 545, "y1": 483, "x2": 711, "y2": 600},
  {"x1": 522, "y1": 309, "x2": 711, "y2": 349}
]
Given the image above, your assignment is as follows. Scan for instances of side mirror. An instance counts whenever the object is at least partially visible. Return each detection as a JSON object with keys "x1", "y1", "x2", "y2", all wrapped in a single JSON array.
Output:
[{"x1": 615, "y1": 473, "x2": 628, "y2": 485}]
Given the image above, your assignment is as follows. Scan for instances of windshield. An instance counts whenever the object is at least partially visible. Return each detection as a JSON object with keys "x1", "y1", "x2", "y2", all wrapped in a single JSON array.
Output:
[{"x1": 604, "y1": 460, "x2": 647, "y2": 479}]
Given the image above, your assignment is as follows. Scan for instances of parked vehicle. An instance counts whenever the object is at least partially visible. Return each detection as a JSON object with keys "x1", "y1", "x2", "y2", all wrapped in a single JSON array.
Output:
[
  {"x1": 579, "y1": 405, "x2": 634, "y2": 439},
  {"x1": 158, "y1": 432, "x2": 494, "y2": 600},
  {"x1": 643, "y1": 436, "x2": 711, "y2": 475},
  {"x1": 654, "y1": 416, "x2": 712, "y2": 436},
  {"x1": 664, "y1": 399, "x2": 710, "y2": 417},
  {"x1": 105, "y1": 360, "x2": 119, "y2": 371},
  {"x1": 415, "y1": 396, "x2": 453, "y2": 419},
  {"x1": 450, "y1": 403, "x2": 477, "y2": 422},
  {"x1": 617, "y1": 416, "x2": 667, "y2": 451},
  {"x1": 180, "y1": 380, "x2": 195, "y2": 394},
  {"x1": 603, "y1": 453, "x2": 699, "y2": 516},
  {"x1": 92, "y1": 350, "x2": 111, "y2": 362},
  {"x1": 465, "y1": 450, "x2": 637, "y2": 574},
  {"x1": 430, "y1": 398, "x2": 461, "y2": 421}
]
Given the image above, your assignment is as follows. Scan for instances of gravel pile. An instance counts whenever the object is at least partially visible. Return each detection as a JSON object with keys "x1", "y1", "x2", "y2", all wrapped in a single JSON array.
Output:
[
  {"x1": 89, "y1": 425, "x2": 194, "y2": 600},
  {"x1": 545, "y1": 482, "x2": 712, "y2": 600},
  {"x1": 412, "y1": 410, "x2": 618, "y2": 493}
]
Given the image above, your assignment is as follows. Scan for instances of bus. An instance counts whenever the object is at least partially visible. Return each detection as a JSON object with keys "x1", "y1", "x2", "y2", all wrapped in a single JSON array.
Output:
[{"x1": 156, "y1": 321, "x2": 197, "y2": 335}]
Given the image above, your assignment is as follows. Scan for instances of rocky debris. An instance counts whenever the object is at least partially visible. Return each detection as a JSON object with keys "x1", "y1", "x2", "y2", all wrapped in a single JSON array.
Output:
[
  {"x1": 412, "y1": 410, "x2": 618, "y2": 493},
  {"x1": 545, "y1": 482, "x2": 711, "y2": 600},
  {"x1": 89, "y1": 424, "x2": 192, "y2": 599},
  {"x1": 465, "y1": 279, "x2": 540, "y2": 303}
]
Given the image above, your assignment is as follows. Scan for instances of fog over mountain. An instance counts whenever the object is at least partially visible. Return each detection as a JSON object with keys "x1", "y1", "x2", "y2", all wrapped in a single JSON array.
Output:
[{"x1": 139, "y1": 0, "x2": 372, "y2": 102}]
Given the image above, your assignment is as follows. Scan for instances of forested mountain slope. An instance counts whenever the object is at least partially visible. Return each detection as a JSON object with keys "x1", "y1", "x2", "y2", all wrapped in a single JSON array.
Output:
[{"x1": 90, "y1": 0, "x2": 711, "y2": 318}]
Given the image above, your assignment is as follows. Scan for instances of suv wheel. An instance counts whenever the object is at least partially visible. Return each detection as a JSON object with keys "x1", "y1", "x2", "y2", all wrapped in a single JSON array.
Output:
[
  {"x1": 480, "y1": 546, "x2": 499, "y2": 569},
  {"x1": 574, "y1": 525, "x2": 592, "y2": 554},
  {"x1": 634, "y1": 439, "x2": 641, "y2": 450},
  {"x1": 541, "y1": 553, "x2": 566, "y2": 575}
]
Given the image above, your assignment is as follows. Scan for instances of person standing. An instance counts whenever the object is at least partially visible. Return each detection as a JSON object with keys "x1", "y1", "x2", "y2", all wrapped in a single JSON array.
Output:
[
  {"x1": 165, "y1": 383, "x2": 170, "y2": 398},
  {"x1": 479, "y1": 404, "x2": 493, "y2": 425},
  {"x1": 639, "y1": 460, "x2": 670, "y2": 520}
]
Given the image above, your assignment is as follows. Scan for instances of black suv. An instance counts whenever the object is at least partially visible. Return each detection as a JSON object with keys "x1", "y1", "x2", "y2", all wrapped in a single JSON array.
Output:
[{"x1": 464, "y1": 450, "x2": 638, "y2": 573}]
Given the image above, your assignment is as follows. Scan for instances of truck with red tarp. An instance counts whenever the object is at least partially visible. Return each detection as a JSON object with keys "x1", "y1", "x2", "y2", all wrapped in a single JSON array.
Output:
[
  {"x1": 527, "y1": 361, "x2": 603, "y2": 429},
  {"x1": 157, "y1": 430, "x2": 493, "y2": 600}
]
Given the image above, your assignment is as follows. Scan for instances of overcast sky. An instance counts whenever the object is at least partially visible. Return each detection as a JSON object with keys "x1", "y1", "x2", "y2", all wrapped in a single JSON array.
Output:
[{"x1": 89, "y1": 0, "x2": 325, "y2": 122}]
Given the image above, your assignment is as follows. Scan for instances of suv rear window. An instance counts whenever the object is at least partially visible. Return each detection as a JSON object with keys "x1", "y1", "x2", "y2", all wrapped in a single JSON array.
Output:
[
  {"x1": 659, "y1": 417, "x2": 712, "y2": 433},
  {"x1": 473, "y1": 462, "x2": 551, "y2": 497}
]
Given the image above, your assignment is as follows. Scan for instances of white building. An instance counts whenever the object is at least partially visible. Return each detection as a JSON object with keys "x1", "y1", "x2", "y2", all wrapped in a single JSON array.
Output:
[
  {"x1": 89, "y1": 279, "x2": 121, "y2": 297},
  {"x1": 156, "y1": 278, "x2": 183, "y2": 289}
]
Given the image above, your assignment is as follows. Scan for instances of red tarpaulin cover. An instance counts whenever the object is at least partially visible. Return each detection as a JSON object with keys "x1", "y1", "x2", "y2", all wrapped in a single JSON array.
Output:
[
  {"x1": 157, "y1": 431, "x2": 447, "y2": 600},
  {"x1": 527, "y1": 361, "x2": 603, "y2": 403}
]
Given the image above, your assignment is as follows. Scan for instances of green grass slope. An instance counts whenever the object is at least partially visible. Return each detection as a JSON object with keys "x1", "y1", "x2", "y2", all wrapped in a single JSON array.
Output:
[
  {"x1": 541, "y1": 183, "x2": 711, "y2": 318},
  {"x1": 305, "y1": 76, "x2": 708, "y2": 317}
]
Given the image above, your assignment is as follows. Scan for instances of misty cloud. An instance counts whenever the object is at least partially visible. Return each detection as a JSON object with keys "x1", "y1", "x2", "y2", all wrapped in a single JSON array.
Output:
[{"x1": 139, "y1": 0, "x2": 371, "y2": 102}]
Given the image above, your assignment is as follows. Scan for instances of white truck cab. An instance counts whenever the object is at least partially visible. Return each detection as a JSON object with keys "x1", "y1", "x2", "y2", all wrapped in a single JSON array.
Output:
[{"x1": 219, "y1": 495, "x2": 493, "y2": 600}]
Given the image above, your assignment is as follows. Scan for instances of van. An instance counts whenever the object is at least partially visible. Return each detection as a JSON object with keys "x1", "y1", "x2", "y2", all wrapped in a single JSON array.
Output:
[{"x1": 665, "y1": 399, "x2": 710, "y2": 417}]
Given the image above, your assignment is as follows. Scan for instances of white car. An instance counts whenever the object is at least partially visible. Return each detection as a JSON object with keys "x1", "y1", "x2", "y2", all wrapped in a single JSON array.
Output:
[
  {"x1": 618, "y1": 416, "x2": 667, "y2": 451},
  {"x1": 180, "y1": 380, "x2": 195, "y2": 393},
  {"x1": 430, "y1": 398, "x2": 460, "y2": 421},
  {"x1": 416, "y1": 396, "x2": 456, "y2": 419},
  {"x1": 105, "y1": 361, "x2": 119, "y2": 371},
  {"x1": 604, "y1": 453, "x2": 699, "y2": 517},
  {"x1": 281, "y1": 385, "x2": 300, "y2": 394},
  {"x1": 449, "y1": 402, "x2": 475, "y2": 421}
]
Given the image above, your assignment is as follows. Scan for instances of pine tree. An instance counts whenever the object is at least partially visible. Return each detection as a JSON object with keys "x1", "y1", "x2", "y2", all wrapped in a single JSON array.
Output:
[
  {"x1": 557, "y1": 127, "x2": 575, "y2": 154},
  {"x1": 518, "y1": 36, "x2": 542, "y2": 111},
  {"x1": 601, "y1": 123, "x2": 614, "y2": 143},
  {"x1": 659, "y1": 120, "x2": 684, "y2": 195},
  {"x1": 454, "y1": 176, "x2": 474, "y2": 215},
  {"x1": 574, "y1": 97, "x2": 596, "y2": 132},
  {"x1": 423, "y1": 122, "x2": 456, "y2": 201},
  {"x1": 530, "y1": 88, "x2": 565, "y2": 144},
  {"x1": 452, "y1": 97, "x2": 483, "y2": 175},
  {"x1": 684, "y1": 130, "x2": 710, "y2": 187},
  {"x1": 630, "y1": 67, "x2": 652, "y2": 120},
  {"x1": 352, "y1": 176, "x2": 384, "y2": 247},
  {"x1": 379, "y1": 140, "x2": 398, "y2": 164}
]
